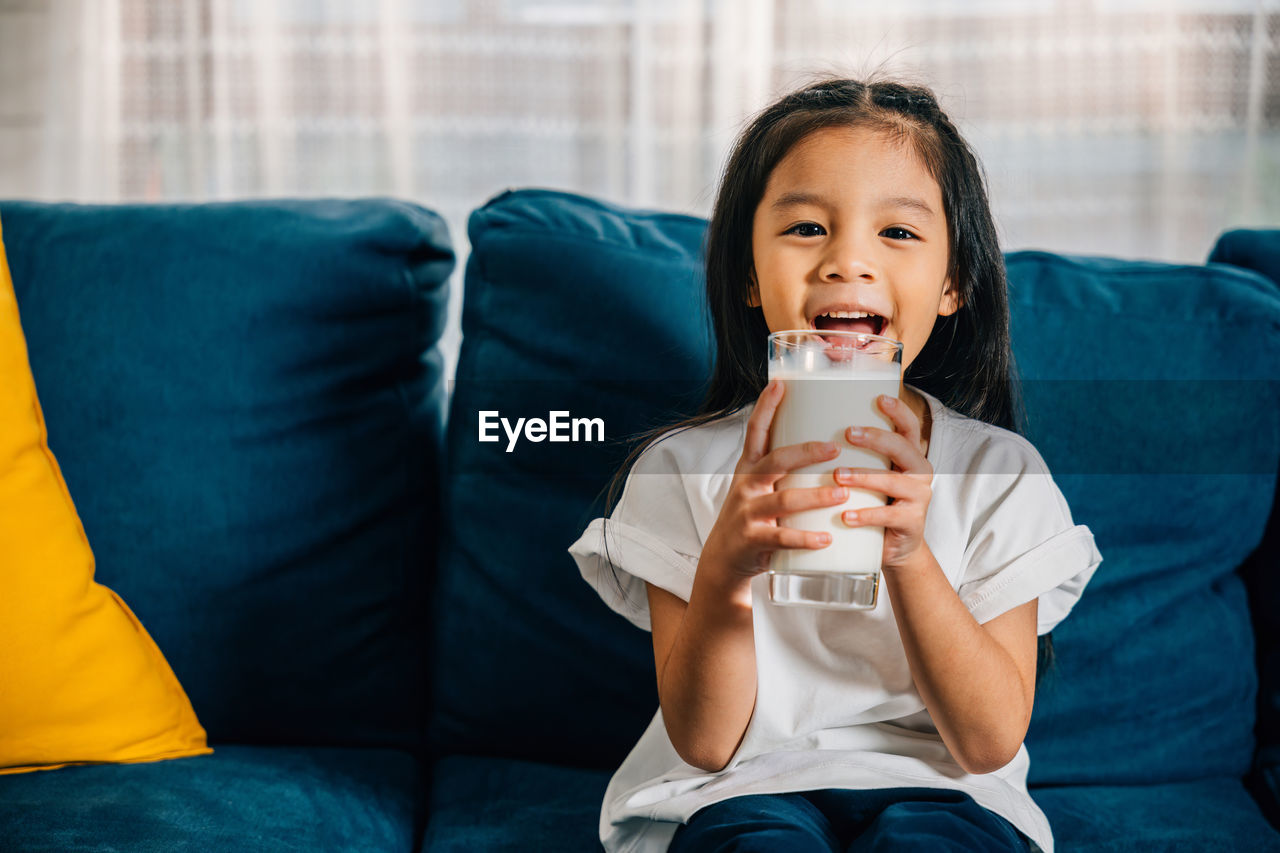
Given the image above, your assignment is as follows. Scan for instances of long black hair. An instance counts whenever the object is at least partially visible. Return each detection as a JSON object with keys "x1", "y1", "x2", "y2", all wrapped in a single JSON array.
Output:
[{"x1": 598, "y1": 74, "x2": 1053, "y2": 683}]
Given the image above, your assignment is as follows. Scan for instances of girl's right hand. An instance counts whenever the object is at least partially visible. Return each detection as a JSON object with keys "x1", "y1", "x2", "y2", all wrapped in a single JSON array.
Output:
[{"x1": 701, "y1": 378, "x2": 848, "y2": 582}]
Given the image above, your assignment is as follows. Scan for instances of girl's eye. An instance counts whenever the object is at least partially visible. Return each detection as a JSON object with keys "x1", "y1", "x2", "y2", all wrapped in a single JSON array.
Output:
[
  {"x1": 784, "y1": 223, "x2": 826, "y2": 238},
  {"x1": 882, "y1": 227, "x2": 918, "y2": 241}
]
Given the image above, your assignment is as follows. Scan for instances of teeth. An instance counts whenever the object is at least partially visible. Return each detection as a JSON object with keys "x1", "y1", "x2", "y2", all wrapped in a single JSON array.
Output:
[{"x1": 822, "y1": 310, "x2": 878, "y2": 319}]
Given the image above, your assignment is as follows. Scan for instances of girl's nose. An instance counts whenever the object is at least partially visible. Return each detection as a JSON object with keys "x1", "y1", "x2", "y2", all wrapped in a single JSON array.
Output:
[{"x1": 819, "y1": 235, "x2": 878, "y2": 281}]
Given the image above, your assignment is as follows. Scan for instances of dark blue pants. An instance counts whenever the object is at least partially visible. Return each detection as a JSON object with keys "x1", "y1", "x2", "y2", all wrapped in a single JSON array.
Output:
[{"x1": 667, "y1": 787, "x2": 1032, "y2": 852}]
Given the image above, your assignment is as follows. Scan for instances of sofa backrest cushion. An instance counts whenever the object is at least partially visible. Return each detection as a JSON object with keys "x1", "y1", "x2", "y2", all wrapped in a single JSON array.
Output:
[
  {"x1": 2, "y1": 199, "x2": 453, "y2": 752},
  {"x1": 1210, "y1": 229, "x2": 1280, "y2": 284},
  {"x1": 434, "y1": 189, "x2": 1280, "y2": 787},
  {"x1": 430, "y1": 189, "x2": 710, "y2": 766},
  {"x1": 0, "y1": 215, "x2": 210, "y2": 774},
  {"x1": 1004, "y1": 250, "x2": 1279, "y2": 785},
  {"x1": 1207, "y1": 228, "x2": 1280, "y2": 817}
]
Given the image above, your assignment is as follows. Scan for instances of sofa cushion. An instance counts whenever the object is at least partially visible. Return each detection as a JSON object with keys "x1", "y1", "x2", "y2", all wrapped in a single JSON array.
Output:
[
  {"x1": 421, "y1": 755, "x2": 609, "y2": 853},
  {"x1": 0, "y1": 744, "x2": 424, "y2": 852},
  {"x1": 429, "y1": 189, "x2": 710, "y2": 766},
  {"x1": 1210, "y1": 228, "x2": 1280, "y2": 284},
  {"x1": 0, "y1": 200, "x2": 453, "y2": 752},
  {"x1": 433, "y1": 189, "x2": 1279, "y2": 792},
  {"x1": 0, "y1": 215, "x2": 209, "y2": 774},
  {"x1": 1032, "y1": 778, "x2": 1280, "y2": 852},
  {"x1": 421, "y1": 757, "x2": 1280, "y2": 852},
  {"x1": 1005, "y1": 251, "x2": 1280, "y2": 786},
  {"x1": 1208, "y1": 228, "x2": 1280, "y2": 829}
]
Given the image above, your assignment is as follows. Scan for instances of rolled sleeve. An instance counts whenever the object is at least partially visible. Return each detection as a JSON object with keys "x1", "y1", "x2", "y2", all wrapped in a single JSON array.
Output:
[
  {"x1": 568, "y1": 517, "x2": 698, "y2": 632},
  {"x1": 567, "y1": 440, "x2": 706, "y2": 632},
  {"x1": 955, "y1": 437, "x2": 1102, "y2": 634},
  {"x1": 959, "y1": 524, "x2": 1102, "y2": 633}
]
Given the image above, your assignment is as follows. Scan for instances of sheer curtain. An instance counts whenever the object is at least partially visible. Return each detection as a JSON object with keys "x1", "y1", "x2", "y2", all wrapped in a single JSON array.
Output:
[{"x1": 5, "y1": 0, "x2": 1278, "y2": 379}]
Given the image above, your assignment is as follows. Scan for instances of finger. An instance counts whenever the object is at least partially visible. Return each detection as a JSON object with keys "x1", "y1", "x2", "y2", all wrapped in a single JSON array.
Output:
[
  {"x1": 841, "y1": 504, "x2": 907, "y2": 528},
  {"x1": 770, "y1": 526, "x2": 833, "y2": 550},
  {"x1": 759, "y1": 439, "x2": 840, "y2": 475},
  {"x1": 833, "y1": 468, "x2": 931, "y2": 502},
  {"x1": 742, "y1": 379, "x2": 784, "y2": 465},
  {"x1": 876, "y1": 394, "x2": 923, "y2": 447},
  {"x1": 845, "y1": 425, "x2": 929, "y2": 475},
  {"x1": 757, "y1": 485, "x2": 848, "y2": 520}
]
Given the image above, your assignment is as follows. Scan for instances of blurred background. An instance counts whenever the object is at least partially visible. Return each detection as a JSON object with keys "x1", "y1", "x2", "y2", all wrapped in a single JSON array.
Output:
[{"x1": 1, "y1": 0, "x2": 1277, "y2": 381}]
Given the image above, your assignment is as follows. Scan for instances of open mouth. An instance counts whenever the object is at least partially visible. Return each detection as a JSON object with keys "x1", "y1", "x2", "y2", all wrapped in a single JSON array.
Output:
[{"x1": 812, "y1": 312, "x2": 886, "y2": 337}]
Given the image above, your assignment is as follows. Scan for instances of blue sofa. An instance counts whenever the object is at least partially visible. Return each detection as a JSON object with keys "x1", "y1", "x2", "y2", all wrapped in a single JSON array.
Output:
[{"x1": 0, "y1": 190, "x2": 1276, "y2": 853}]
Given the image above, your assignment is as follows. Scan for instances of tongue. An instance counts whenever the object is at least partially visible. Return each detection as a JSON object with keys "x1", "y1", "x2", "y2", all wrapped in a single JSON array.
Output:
[{"x1": 815, "y1": 317, "x2": 878, "y2": 335}]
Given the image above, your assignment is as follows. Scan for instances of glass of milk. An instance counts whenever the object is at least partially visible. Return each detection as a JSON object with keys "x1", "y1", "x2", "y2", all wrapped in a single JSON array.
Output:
[{"x1": 767, "y1": 329, "x2": 904, "y2": 610}]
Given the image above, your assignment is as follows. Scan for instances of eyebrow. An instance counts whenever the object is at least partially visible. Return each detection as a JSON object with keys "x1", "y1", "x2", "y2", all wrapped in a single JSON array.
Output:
[
  {"x1": 770, "y1": 191, "x2": 937, "y2": 221},
  {"x1": 880, "y1": 195, "x2": 938, "y2": 220}
]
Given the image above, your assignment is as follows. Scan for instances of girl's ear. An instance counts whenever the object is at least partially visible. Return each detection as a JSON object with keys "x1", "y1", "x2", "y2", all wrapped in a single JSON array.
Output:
[
  {"x1": 746, "y1": 271, "x2": 762, "y2": 308},
  {"x1": 938, "y1": 277, "x2": 963, "y2": 316}
]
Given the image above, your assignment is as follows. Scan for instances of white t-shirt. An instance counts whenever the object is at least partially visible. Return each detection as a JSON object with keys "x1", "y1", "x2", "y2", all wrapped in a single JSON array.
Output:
[{"x1": 567, "y1": 384, "x2": 1102, "y2": 853}]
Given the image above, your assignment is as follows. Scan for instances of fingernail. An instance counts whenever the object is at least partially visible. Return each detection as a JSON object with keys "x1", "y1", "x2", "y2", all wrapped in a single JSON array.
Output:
[
  {"x1": 836, "y1": 468, "x2": 852, "y2": 480},
  {"x1": 848, "y1": 427, "x2": 864, "y2": 438},
  {"x1": 832, "y1": 487, "x2": 847, "y2": 500},
  {"x1": 880, "y1": 395, "x2": 896, "y2": 407}
]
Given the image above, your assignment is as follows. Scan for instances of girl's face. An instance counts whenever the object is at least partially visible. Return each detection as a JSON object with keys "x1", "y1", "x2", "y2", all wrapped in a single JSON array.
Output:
[{"x1": 749, "y1": 125, "x2": 961, "y2": 373}]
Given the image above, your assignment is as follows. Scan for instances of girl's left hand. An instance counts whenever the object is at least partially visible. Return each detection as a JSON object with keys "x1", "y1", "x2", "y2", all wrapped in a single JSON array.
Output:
[{"x1": 834, "y1": 394, "x2": 934, "y2": 572}]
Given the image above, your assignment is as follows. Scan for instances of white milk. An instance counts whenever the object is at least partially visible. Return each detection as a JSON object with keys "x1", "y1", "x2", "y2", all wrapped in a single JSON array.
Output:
[{"x1": 768, "y1": 351, "x2": 900, "y2": 577}]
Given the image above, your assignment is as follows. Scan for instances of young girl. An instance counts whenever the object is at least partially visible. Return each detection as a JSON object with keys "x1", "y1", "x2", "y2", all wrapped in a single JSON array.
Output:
[{"x1": 568, "y1": 76, "x2": 1101, "y2": 853}]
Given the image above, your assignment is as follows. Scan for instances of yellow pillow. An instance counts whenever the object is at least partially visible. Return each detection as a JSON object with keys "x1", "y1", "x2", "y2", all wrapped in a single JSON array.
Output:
[{"x1": 0, "y1": 215, "x2": 211, "y2": 774}]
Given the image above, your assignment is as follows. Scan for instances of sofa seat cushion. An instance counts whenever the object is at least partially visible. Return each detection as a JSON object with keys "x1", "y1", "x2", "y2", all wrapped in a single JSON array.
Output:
[
  {"x1": 0, "y1": 744, "x2": 425, "y2": 852},
  {"x1": 1033, "y1": 777, "x2": 1280, "y2": 852},
  {"x1": 423, "y1": 756, "x2": 1280, "y2": 852},
  {"x1": 422, "y1": 755, "x2": 609, "y2": 852}
]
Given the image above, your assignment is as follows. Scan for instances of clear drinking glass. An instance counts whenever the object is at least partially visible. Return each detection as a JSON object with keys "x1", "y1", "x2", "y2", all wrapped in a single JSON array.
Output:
[{"x1": 767, "y1": 329, "x2": 904, "y2": 609}]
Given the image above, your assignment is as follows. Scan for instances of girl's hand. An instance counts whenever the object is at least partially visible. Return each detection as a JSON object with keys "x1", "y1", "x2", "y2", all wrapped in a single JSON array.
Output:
[
  {"x1": 701, "y1": 379, "x2": 849, "y2": 582},
  {"x1": 836, "y1": 394, "x2": 934, "y2": 571}
]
